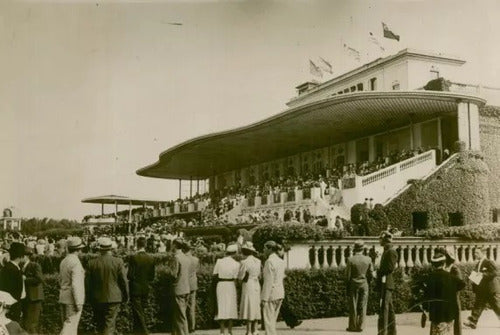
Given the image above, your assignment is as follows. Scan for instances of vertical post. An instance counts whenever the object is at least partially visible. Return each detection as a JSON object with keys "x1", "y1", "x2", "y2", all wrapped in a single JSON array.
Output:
[
  {"x1": 178, "y1": 179, "x2": 182, "y2": 199},
  {"x1": 190, "y1": 177, "x2": 193, "y2": 198},
  {"x1": 114, "y1": 201, "x2": 118, "y2": 217},
  {"x1": 197, "y1": 179, "x2": 200, "y2": 194},
  {"x1": 437, "y1": 117, "x2": 443, "y2": 152},
  {"x1": 101, "y1": 203, "x2": 104, "y2": 216},
  {"x1": 128, "y1": 201, "x2": 132, "y2": 223}
]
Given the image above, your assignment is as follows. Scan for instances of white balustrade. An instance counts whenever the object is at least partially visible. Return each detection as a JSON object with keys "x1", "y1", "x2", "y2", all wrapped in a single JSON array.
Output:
[{"x1": 285, "y1": 237, "x2": 500, "y2": 270}]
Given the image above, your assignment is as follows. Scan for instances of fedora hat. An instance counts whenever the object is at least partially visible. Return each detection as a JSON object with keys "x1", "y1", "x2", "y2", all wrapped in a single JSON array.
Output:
[
  {"x1": 241, "y1": 241, "x2": 257, "y2": 253},
  {"x1": 226, "y1": 244, "x2": 238, "y2": 254},
  {"x1": 96, "y1": 237, "x2": 113, "y2": 250},
  {"x1": 67, "y1": 237, "x2": 84, "y2": 251},
  {"x1": 0, "y1": 291, "x2": 17, "y2": 306},
  {"x1": 353, "y1": 240, "x2": 365, "y2": 252}
]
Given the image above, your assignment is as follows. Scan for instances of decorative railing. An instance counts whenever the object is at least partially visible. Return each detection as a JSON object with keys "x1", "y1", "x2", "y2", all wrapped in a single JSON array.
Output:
[
  {"x1": 399, "y1": 150, "x2": 434, "y2": 171},
  {"x1": 361, "y1": 166, "x2": 397, "y2": 187},
  {"x1": 285, "y1": 237, "x2": 500, "y2": 269}
]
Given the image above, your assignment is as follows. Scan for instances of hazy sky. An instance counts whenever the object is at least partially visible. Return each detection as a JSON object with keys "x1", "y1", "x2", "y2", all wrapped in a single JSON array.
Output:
[{"x1": 2, "y1": 0, "x2": 500, "y2": 220}]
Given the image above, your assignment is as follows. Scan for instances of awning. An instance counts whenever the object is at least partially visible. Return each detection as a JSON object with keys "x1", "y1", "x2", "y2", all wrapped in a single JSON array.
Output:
[
  {"x1": 82, "y1": 195, "x2": 166, "y2": 206},
  {"x1": 137, "y1": 91, "x2": 485, "y2": 179}
]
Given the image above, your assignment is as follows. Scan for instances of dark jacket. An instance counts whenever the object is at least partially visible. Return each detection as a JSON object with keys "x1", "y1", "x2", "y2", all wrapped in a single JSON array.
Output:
[
  {"x1": 473, "y1": 257, "x2": 500, "y2": 295},
  {"x1": 128, "y1": 251, "x2": 155, "y2": 297},
  {"x1": 86, "y1": 254, "x2": 129, "y2": 304},
  {"x1": 23, "y1": 261, "x2": 44, "y2": 301},
  {"x1": 377, "y1": 244, "x2": 398, "y2": 290},
  {"x1": 425, "y1": 269, "x2": 465, "y2": 323},
  {"x1": 0, "y1": 261, "x2": 24, "y2": 300}
]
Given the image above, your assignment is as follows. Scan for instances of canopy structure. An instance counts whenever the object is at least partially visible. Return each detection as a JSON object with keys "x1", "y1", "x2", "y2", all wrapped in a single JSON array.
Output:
[
  {"x1": 81, "y1": 195, "x2": 166, "y2": 206},
  {"x1": 137, "y1": 91, "x2": 485, "y2": 180}
]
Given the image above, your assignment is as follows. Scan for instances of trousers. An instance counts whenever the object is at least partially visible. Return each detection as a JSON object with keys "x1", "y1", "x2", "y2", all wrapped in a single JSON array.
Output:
[
  {"x1": 92, "y1": 303, "x2": 121, "y2": 335},
  {"x1": 263, "y1": 299, "x2": 283, "y2": 335},
  {"x1": 469, "y1": 291, "x2": 500, "y2": 324},
  {"x1": 173, "y1": 294, "x2": 189, "y2": 335},
  {"x1": 348, "y1": 282, "x2": 369, "y2": 331},
  {"x1": 377, "y1": 288, "x2": 396, "y2": 335},
  {"x1": 187, "y1": 290, "x2": 197, "y2": 332},
  {"x1": 60, "y1": 304, "x2": 83, "y2": 335},
  {"x1": 22, "y1": 300, "x2": 42, "y2": 334},
  {"x1": 131, "y1": 295, "x2": 149, "y2": 334}
]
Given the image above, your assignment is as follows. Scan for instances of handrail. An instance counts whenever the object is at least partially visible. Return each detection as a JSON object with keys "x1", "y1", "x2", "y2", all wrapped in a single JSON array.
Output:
[{"x1": 360, "y1": 149, "x2": 435, "y2": 187}]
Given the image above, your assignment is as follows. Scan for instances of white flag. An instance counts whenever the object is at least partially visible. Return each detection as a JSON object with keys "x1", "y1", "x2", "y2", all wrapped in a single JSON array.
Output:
[
  {"x1": 343, "y1": 43, "x2": 360, "y2": 61},
  {"x1": 309, "y1": 60, "x2": 323, "y2": 78},
  {"x1": 318, "y1": 57, "x2": 333, "y2": 74}
]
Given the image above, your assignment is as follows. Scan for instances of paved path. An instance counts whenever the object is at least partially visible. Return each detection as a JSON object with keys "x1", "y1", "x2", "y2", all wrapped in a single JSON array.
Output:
[{"x1": 186, "y1": 310, "x2": 499, "y2": 335}]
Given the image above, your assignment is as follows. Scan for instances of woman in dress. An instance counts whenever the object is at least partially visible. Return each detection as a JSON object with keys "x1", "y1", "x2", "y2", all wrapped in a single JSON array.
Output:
[
  {"x1": 0, "y1": 291, "x2": 27, "y2": 335},
  {"x1": 238, "y1": 242, "x2": 262, "y2": 335},
  {"x1": 213, "y1": 244, "x2": 240, "y2": 335}
]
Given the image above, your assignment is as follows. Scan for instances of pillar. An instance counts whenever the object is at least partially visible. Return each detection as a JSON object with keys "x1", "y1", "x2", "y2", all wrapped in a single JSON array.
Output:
[
  {"x1": 178, "y1": 179, "x2": 182, "y2": 199},
  {"x1": 413, "y1": 123, "x2": 422, "y2": 150},
  {"x1": 437, "y1": 117, "x2": 443, "y2": 151},
  {"x1": 347, "y1": 140, "x2": 356, "y2": 164},
  {"x1": 128, "y1": 202, "x2": 132, "y2": 223},
  {"x1": 368, "y1": 136, "x2": 376, "y2": 162},
  {"x1": 101, "y1": 203, "x2": 104, "y2": 216},
  {"x1": 457, "y1": 102, "x2": 481, "y2": 150}
]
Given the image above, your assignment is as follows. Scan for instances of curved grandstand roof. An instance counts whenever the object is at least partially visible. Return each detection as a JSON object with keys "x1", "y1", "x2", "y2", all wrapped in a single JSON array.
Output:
[
  {"x1": 137, "y1": 91, "x2": 485, "y2": 180},
  {"x1": 82, "y1": 195, "x2": 166, "y2": 206}
]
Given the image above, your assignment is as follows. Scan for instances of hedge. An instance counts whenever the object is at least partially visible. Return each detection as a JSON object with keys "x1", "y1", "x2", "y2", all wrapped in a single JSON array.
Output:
[
  {"x1": 416, "y1": 223, "x2": 500, "y2": 241},
  {"x1": 36, "y1": 262, "x2": 479, "y2": 334},
  {"x1": 252, "y1": 223, "x2": 347, "y2": 251}
]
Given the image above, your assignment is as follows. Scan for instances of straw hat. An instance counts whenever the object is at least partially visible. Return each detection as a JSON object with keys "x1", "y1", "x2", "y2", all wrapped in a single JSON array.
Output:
[
  {"x1": 96, "y1": 237, "x2": 113, "y2": 250},
  {"x1": 241, "y1": 241, "x2": 257, "y2": 253},
  {"x1": 67, "y1": 237, "x2": 85, "y2": 251},
  {"x1": 353, "y1": 240, "x2": 365, "y2": 252},
  {"x1": 226, "y1": 244, "x2": 238, "y2": 253}
]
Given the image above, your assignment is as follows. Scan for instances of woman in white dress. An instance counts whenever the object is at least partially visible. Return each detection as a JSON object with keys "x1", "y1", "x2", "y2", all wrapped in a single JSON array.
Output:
[
  {"x1": 213, "y1": 244, "x2": 240, "y2": 335},
  {"x1": 238, "y1": 242, "x2": 262, "y2": 335}
]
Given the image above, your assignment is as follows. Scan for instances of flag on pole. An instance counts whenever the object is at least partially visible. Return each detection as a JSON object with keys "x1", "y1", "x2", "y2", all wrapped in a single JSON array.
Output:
[
  {"x1": 318, "y1": 57, "x2": 333, "y2": 74},
  {"x1": 369, "y1": 32, "x2": 385, "y2": 51},
  {"x1": 309, "y1": 60, "x2": 323, "y2": 78},
  {"x1": 382, "y1": 22, "x2": 400, "y2": 41},
  {"x1": 343, "y1": 43, "x2": 361, "y2": 61}
]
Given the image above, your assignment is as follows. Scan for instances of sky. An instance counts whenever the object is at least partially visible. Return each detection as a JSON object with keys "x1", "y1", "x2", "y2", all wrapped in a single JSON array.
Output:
[{"x1": 1, "y1": 0, "x2": 500, "y2": 220}]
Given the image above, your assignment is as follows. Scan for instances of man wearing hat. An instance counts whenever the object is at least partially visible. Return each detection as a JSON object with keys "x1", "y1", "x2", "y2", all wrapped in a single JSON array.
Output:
[
  {"x1": 346, "y1": 240, "x2": 374, "y2": 332},
  {"x1": 128, "y1": 236, "x2": 155, "y2": 335},
  {"x1": 376, "y1": 232, "x2": 398, "y2": 335},
  {"x1": 21, "y1": 247, "x2": 44, "y2": 334},
  {"x1": 86, "y1": 237, "x2": 129, "y2": 335},
  {"x1": 261, "y1": 240, "x2": 285, "y2": 335},
  {"x1": 59, "y1": 236, "x2": 85, "y2": 335},
  {"x1": 0, "y1": 242, "x2": 26, "y2": 322},
  {"x1": 172, "y1": 238, "x2": 191, "y2": 335},
  {"x1": 463, "y1": 246, "x2": 500, "y2": 329},
  {"x1": 183, "y1": 241, "x2": 199, "y2": 334}
]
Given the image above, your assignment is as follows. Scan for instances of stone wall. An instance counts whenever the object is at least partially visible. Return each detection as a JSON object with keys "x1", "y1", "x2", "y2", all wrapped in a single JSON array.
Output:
[{"x1": 479, "y1": 105, "x2": 500, "y2": 212}]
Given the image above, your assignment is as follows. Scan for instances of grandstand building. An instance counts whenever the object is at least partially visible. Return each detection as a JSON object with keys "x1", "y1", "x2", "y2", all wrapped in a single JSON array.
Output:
[{"x1": 137, "y1": 49, "x2": 500, "y2": 231}]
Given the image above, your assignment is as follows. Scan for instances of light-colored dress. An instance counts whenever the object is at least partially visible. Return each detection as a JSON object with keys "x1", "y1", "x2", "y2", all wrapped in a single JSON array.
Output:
[
  {"x1": 238, "y1": 255, "x2": 262, "y2": 320},
  {"x1": 213, "y1": 256, "x2": 240, "y2": 320}
]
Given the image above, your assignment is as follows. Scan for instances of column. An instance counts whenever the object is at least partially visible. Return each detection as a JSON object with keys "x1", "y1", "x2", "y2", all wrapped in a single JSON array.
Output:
[
  {"x1": 178, "y1": 179, "x2": 182, "y2": 199},
  {"x1": 347, "y1": 140, "x2": 356, "y2": 164},
  {"x1": 368, "y1": 136, "x2": 376, "y2": 162},
  {"x1": 437, "y1": 117, "x2": 443, "y2": 151},
  {"x1": 114, "y1": 201, "x2": 118, "y2": 217},
  {"x1": 190, "y1": 177, "x2": 193, "y2": 198},
  {"x1": 413, "y1": 123, "x2": 422, "y2": 150},
  {"x1": 469, "y1": 103, "x2": 481, "y2": 150},
  {"x1": 128, "y1": 201, "x2": 132, "y2": 223},
  {"x1": 457, "y1": 102, "x2": 481, "y2": 150}
]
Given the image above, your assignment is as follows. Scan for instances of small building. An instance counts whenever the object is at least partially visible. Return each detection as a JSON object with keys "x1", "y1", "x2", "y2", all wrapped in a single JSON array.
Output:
[{"x1": 0, "y1": 207, "x2": 22, "y2": 231}]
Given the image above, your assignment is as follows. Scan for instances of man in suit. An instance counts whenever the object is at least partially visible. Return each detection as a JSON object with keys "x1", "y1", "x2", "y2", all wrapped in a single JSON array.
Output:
[
  {"x1": 22, "y1": 247, "x2": 44, "y2": 334},
  {"x1": 0, "y1": 242, "x2": 26, "y2": 322},
  {"x1": 261, "y1": 240, "x2": 285, "y2": 335},
  {"x1": 86, "y1": 237, "x2": 129, "y2": 335},
  {"x1": 128, "y1": 236, "x2": 155, "y2": 335},
  {"x1": 464, "y1": 246, "x2": 500, "y2": 329},
  {"x1": 346, "y1": 240, "x2": 373, "y2": 332},
  {"x1": 59, "y1": 236, "x2": 85, "y2": 335},
  {"x1": 172, "y1": 239, "x2": 191, "y2": 335},
  {"x1": 183, "y1": 242, "x2": 199, "y2": 334},
  {"x1": 376, "y1": 231, "x2": 398, "y2": 335}
]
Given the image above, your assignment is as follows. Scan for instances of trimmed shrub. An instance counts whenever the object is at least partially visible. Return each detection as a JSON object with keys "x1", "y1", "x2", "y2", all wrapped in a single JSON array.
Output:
[
  {"x1": 37, "y1": 262, "x2": 478, "y2": 334},
  {"x1": 416, "y1": 223, "x2": 500, "y2": 240},
  {"x1": 252, "y1": 223, "x2": 347, "y2": 251}
]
